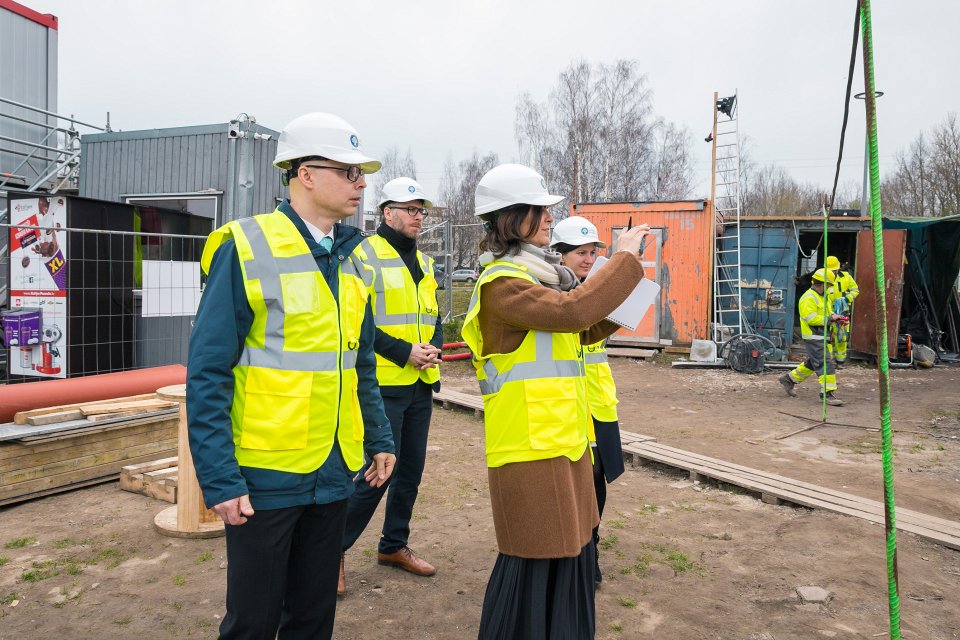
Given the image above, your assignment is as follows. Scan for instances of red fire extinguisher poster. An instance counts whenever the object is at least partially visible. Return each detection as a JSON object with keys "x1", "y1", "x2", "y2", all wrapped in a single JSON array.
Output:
[{"x1": 6, "y1": 196, "x2": 68, "y2": 378}]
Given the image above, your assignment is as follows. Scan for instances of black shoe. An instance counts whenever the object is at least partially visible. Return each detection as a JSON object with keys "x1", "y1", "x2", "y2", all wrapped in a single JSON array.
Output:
[{"x1": 820, "y1": 392, "x2": 844, "y2": 407}]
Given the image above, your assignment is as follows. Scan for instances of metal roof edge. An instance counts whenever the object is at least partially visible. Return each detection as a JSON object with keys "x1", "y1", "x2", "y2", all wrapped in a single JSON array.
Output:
[
  {"x1": 0, "y1": 0, "x2": 58, "y2": 30},
  {"x1": 81, "y1": 122, "x2": 280, "y2": 143}
]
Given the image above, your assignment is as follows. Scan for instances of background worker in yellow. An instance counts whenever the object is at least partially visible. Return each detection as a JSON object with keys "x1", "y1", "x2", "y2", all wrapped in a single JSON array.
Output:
[
  {"x1": 550, "y1": 216, "x2": 625, "y2": 589},
  {"x1": 186, "y1": 112, "x2": 396, "y2": 640},
  {"x1": 780, "y1": 268, "x2": 845, "y2": 406},
  {"x1": 339, "y1": 177, "x2": 443, "y2": 592},
  {"x1": 826, "y1": 255, "x2": 859, "y2": 366}
]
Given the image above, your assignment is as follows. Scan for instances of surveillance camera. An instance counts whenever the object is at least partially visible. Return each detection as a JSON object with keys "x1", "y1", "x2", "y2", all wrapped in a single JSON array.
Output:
[
  {"x1": 254, "y1": 132, "x2": 273, "y2": 141},
  {"x1": 228, "y1": 121, "x2": 241, "y2": 138}
]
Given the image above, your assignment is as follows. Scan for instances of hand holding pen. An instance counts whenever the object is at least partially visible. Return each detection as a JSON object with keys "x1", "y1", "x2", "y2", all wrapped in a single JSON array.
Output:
[{"x1": 617, "y1": 217, "x2": 650, "y2": 258}]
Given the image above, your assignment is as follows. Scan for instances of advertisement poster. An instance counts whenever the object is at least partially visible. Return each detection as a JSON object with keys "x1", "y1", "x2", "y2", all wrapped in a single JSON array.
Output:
[{"x1": 5, "y1": 196, "x2": 68, "y2": 378}]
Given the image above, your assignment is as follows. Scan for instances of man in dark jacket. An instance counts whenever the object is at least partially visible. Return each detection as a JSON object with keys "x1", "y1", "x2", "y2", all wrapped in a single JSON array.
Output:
[
  {"x1": 187, "y1": 112, "x2": 395, "y2": 640},
  {"x1": 339, "y1": 177, "x2": 444, "y2": 593}
]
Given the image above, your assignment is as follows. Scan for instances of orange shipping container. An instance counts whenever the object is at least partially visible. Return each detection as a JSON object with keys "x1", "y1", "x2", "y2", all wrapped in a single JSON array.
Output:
[{"x1": 572, "y1": 200, "x2": 713, "y2": 346}]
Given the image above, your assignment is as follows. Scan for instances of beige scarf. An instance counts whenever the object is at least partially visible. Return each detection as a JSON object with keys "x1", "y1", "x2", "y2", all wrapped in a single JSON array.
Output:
[{"x1": 478, "y1": 243, "x2": 579, "y2": 291}]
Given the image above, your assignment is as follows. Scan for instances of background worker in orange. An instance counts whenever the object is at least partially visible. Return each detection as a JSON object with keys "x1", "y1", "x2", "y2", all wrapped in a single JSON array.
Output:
[{"x1": 339, "y1": 177, "x2": 443, "y2": 592}]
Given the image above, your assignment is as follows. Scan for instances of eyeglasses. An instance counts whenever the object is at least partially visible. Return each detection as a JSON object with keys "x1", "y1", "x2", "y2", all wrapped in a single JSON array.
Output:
[
  {"x1": 301, "y1": 164, "x2": 364, "y2": 183},
  {"x1": 388, "y1": 205, "x2": 429, "y2": 218}
]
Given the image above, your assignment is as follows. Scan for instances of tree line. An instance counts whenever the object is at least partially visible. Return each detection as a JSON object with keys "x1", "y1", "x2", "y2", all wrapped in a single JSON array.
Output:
[{"x1": 374, "y1": 59, "x2": 958, "y2": 268}]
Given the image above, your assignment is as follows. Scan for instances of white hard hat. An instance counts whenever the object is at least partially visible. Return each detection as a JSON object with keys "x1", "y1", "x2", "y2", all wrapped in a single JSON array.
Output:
[
  {"x1": 474, "y1": 163, "x2": 563, "y2": 217},
  {"x1": 378, "y1": 177, "x2": 433, "y2": 209},
  {"x1": 550, "y1": 216, "x2": 607, "y2": 249},
  {"x1": 273, "y1": 112, "x2": 381, "y2": 173}
]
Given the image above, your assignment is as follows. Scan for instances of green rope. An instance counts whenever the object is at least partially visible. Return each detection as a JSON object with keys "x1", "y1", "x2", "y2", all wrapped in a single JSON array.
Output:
[
  {"x1": 821, "y1": 207, "x2": 829, "y2": 422},
  {"x1": 860, "y1": 0, "x2": 902, "y2": 636}
]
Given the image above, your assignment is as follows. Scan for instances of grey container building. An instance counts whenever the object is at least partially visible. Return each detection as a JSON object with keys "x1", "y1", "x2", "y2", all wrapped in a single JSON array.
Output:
[
  {"x1": 79, "y1": 118, "x2": 287, "y2": 229},
  {"x1": 0, "y1": 1, "x2": 58, "y2": 184}
]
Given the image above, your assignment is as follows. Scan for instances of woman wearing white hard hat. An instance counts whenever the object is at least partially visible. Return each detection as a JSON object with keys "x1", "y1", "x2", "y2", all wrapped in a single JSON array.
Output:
[
  {"x1": 461, "y1": 163, "x2": 649, "y2": 638},
  {"x1": 551, "y1": 216, "x2": 625, "y2": 591}
]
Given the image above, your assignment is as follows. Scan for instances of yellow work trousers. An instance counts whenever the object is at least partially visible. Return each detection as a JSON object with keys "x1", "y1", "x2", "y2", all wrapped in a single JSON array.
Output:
[{"x1": 789, "y1": 338, "x2": 838, "y2": 393}]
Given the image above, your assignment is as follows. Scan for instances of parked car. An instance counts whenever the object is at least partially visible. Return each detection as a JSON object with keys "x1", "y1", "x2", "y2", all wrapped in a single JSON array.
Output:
[{"x1": 451, "y1": 268, "x2": 479, "y2": 284}]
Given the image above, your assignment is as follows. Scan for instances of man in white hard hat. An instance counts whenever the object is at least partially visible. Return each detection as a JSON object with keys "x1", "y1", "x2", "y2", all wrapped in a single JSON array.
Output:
[
  {"x1": 187, "y1": 112, "x2": 397, "y2": 640},
  {"x1": 339, "y1": 177, "x2": 443, "y2": 594}
]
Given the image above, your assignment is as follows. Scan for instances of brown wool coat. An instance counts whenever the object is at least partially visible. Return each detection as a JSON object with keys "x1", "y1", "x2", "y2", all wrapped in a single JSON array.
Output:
[{"x1": 478, "y1": 251, "x2": 645, "y2": 558}]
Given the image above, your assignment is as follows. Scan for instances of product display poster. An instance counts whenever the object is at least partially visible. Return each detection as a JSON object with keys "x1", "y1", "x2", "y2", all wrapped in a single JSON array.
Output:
[{"x1": 8, "y1": 196, "x2": 68, "y2": 378}]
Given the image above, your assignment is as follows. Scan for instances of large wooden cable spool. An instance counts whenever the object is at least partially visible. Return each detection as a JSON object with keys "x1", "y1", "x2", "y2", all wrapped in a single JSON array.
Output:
[{"x1": 152, "y1": 384, "x2": 225, "y2": 539}]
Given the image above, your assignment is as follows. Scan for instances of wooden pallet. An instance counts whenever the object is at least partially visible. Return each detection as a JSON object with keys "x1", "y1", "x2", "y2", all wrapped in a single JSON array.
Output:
[
  {"x1": 120, "y1": 457, "x2": 179, "y2": 503},
  {"x1": 621, "y1": 439, "x2": 960, "y2": 551},
  {"x1": 606, "y1": 347, "x2": 656, "y2": 360},
  {"x1": 432, "y1": 389, "x2": 484, "y2": 416}
]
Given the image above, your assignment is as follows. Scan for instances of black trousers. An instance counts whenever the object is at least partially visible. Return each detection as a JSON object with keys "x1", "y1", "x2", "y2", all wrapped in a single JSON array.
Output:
[
  {"x1": 219, "y1": 500, "x2": 347, "y2": 640},
  {"x1": 591, "y1": 418, "x2": 625, "y2": 549},
  {"x1": 342, "y1": 380, "x2": 433, "y2": 554}
]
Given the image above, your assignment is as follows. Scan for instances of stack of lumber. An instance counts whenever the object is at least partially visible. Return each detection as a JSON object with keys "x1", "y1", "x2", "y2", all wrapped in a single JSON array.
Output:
[
  {"x1": 120, "y1": 457, "x2": 179, "y2": 503},
  {"x1": 0, "y1": 394, "x2": 180, "y2": 506}
]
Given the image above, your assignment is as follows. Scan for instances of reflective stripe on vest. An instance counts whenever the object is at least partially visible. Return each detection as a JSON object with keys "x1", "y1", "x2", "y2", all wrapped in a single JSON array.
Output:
[
  {"x1": 201, "y1": 210, "x2": 367, "y2": 474},
  {"x1": 462, "y1": 261, "x2": 590, "y2": 468},
  {"x1": 357, "y1": 235, "x2": 439, "y2": 385},
  {"x1": 476, "y1": 331, "x2": 584, "y2": 395},
  {"x1": 584, "y1": 339, "x2": 618, "y2": 423}
]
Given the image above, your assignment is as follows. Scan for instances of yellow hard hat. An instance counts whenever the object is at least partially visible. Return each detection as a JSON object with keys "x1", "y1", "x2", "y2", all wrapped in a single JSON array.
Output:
[
  {"x1": 826, "y1": 256, "x2": 841, "y2": 270},
  {"x1": 811, "y1": 268, "x2": 835, "y2": 284}
]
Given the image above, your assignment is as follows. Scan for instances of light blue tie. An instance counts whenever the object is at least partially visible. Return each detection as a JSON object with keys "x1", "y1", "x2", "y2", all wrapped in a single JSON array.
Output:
[{"x1": 320, "y1": 236, "x2": 333, "y2": 253}]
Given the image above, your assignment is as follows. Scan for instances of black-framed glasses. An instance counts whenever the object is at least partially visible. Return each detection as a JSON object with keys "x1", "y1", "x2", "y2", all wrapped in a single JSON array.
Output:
[
  {"x1": 301, "y1": 164, "x2": 364, "y2": 183},
  {"x1": 388, "y1": 205, "x2": 428, "y2": 217}
]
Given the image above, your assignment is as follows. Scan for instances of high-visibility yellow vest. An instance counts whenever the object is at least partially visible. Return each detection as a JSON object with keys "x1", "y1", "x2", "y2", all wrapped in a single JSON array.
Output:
[
  {"x1": 798, "y1": 287, "x2": 829, "y2": 341},
  {"x1": 200, "y1": 209, "x2": 368, "y2": 473},
  {"x1": 584, "y1": 339, "x2": 618, "y2": 423},
  {"x1": 462, "y1": 262, "x2": 590, "y2": 468},
  {"x1": 834, "y1": 271, "x2": 860, "y2": 302},
  {"x1": 354, "y1": 234, "x2": 440, "y2": 386}
]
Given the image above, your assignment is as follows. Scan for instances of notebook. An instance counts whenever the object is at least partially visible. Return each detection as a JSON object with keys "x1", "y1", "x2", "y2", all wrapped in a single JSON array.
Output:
[{"x1": 586, "y1": 256, "x2": 661, "y2": 330}]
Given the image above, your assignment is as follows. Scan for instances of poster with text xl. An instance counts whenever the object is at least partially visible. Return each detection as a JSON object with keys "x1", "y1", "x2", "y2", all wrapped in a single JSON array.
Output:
[{"x1": 7, "y1": 196, "x2": 68, "y2": 378}]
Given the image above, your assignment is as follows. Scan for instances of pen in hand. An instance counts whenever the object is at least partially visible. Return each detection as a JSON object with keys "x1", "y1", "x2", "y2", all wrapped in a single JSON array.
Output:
[{"x1": 628, "y1": 216, "x2": 647, "y2": 256}]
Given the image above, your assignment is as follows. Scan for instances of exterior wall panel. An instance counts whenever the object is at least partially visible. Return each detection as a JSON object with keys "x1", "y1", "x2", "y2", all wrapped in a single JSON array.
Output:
[
  {"x1": 79, "y1": 123, "x2": 286, "y2": 226},
  {"x1": 572, "y1": 200, "x2": 713, "y2": 345},
  {"x1": 0, "y1": 2, "x2": 57, "y2": 181}
]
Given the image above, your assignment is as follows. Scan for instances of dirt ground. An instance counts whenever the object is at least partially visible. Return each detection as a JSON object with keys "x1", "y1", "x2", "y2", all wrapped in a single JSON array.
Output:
[{"x1": 1, "y1": 358, "x2": 959, "y2": 639}]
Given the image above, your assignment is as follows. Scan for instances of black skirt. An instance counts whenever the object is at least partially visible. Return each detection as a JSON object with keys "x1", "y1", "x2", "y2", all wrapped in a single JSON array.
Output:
[{"x1": 477, "y1": 542, "x2": 596, "y2": 640}]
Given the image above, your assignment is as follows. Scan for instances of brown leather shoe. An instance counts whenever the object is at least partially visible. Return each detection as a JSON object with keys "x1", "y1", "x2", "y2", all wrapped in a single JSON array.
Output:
[
  {"x1": 377, "y1": 547, "x2": 436, "y2": 577},
  {"x1": 337, "y1": 554, "x2": 346, "y2": 596}
]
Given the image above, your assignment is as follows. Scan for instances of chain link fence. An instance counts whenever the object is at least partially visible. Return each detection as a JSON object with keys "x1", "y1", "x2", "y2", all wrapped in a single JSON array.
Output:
[{"x1": 1, "y1": 222, "x2": 206, "y2": 384}]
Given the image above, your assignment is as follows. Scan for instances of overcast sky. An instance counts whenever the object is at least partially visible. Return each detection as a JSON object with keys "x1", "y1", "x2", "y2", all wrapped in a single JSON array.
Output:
[{"x1": 36, "y1": 0, "x2": 960, "y2": 206}]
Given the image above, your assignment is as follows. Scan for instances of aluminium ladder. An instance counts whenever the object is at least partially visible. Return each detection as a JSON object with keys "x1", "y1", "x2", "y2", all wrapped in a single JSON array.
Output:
[{"x1": 710, "y1": 91, "x2": 745, "y2": 344}]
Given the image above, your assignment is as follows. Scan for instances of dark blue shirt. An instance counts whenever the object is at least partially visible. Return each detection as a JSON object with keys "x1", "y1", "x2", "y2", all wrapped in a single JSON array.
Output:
[{"x1": 186, "y1": 200, "x2": 394, "y2": 510}]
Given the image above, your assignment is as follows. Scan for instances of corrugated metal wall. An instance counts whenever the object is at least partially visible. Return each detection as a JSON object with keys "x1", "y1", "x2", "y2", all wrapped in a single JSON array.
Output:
[
  {"x1": 734, "y1": 224, "x2": 798, "y2": 348},
  {"x1": 0, "y1": 4, "x2": 57, "y2": 179},
  {"x1": 573, "y1": 200, "x2": 713, "y2": 345},
  {"x1": 79, "y1": 123, "x2": 286, "y2": 225}
]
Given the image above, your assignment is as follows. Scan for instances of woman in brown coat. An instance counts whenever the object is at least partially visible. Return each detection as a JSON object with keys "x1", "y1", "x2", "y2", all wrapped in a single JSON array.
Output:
[{"x1": 462, "y1": 163, "x2": 648, "y2": 639}]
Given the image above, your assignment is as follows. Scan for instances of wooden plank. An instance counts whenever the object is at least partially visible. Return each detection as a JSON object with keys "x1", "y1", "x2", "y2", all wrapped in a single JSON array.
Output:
[
  {"x1": 86, "y1": 411, "x2": 142, "y2": 423},
  {"x1": 13, "y1": 393, "x2": 158, "y2": 424},
  {"x1": 25, "y1": 410, "x2": 86, "y2": 426},
  {"x1": 640, "y1": 442, "x2": 960, "y2": 536},
  {"x1": 0, "y1": 449, "x2": 178, "y2": 506},
  {"x1": 606, "y1": 348, "x2": 656, "y2": 359},
  {"x1": 623, "y1": 442, "x2": 960, "y2": 548},
  {"x1": 664, "y1": 346, "x2": 692, "y2": 354},
  {"x1": 121, "y1": 456, "x2": 179, "y2": 476},
  {"x1": 0, "y1": 437, "x2": 179, "y2": 486},
  {"x1": 0, "y1": 420, "x2": 177, "y2": 469},
  {"x1": 80, "y1": 399, "x2": 177, "y2": 415},
  {"x1": 433, "y1": 389, "x2": 484, "y2": 412},
  {"x1": 0, "y1": 408, "x2": 178, "y2": 442}
]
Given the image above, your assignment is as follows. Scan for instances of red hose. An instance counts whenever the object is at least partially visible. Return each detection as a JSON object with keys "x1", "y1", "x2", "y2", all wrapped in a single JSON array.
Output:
[
  {"x1": 442, "y1": 342, "x2": 467, "y2": 349},
  {"x1": 441, "y1": 352, "x2": 472, "y2": 361},
  {"x1": 0, "y1": 365, "x2": 187, "y2": 423}
]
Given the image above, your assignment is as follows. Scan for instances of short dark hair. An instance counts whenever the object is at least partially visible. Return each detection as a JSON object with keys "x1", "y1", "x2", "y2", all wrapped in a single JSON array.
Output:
[
  {"x1": 552, "y1": 242, "x2": 581, "y2": 255},
  {"x1": 479, "y1": 204, "x2": 544, "y2": 259}
]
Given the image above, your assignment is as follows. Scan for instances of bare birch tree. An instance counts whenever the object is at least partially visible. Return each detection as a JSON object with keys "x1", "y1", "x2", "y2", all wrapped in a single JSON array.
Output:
[
  {"x1": 439, "y1": 151, "x2": 499, "y2": 269},
  {"x1": 515, "y1": 59, "x2": 693, "y2": 206},
  {"x1": 884, "y1": 113, "x2": 960, "y2": 217},
  {"x1": 371, "y1": 145, "x2": 418, "y2": 206}
]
